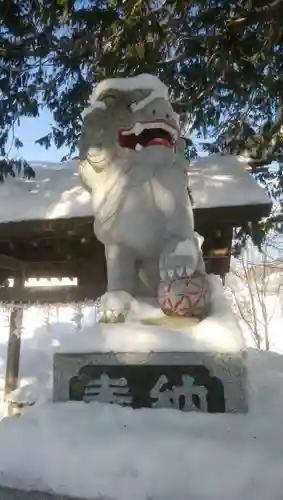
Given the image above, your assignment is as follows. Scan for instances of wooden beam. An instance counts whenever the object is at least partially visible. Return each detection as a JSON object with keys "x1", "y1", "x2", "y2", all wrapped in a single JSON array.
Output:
[
  {"x1": 194, "y1": 202, "x2": 272, "y2": 228},
  {"x1": 0, "y1": 217, "x2": 94, "y2": 240},
  {"x1": 0, "y1": 284, "x2": 106, "y2": 304},
  {"x1": 20, "y1": 259, "x2": 106, "y2": 280},
  {"x1": 4, "y1": 275, "x2": 24, "y2": 412},
  {"x1": 0, "y1": 258, "x2": 107, "y2": 281},
  {"x1": 0, "y1": 254, "x2": 25, "y2": 271}
]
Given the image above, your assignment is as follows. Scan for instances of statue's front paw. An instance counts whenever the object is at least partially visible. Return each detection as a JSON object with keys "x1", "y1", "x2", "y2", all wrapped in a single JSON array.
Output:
[
  {"x1": 99, "y1": 291, "x2": 133, "y2": 323},
  {"x1": 160, "y1": 239, "x2": 199, "y2": 280}
]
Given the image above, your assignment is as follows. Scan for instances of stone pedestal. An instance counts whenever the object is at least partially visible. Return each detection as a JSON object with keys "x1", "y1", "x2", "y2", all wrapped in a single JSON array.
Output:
[
  {"x1": 53, "y1": 349, "x2": 247, "y2": 413},
  {"x1": 53, "y1": 276, "x2": 248, "y2": 414}
]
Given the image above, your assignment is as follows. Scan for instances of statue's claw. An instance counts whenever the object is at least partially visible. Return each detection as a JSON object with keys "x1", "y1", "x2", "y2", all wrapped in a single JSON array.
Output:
[
  {"x1": 98, "y1": 291, "x2": 133, "y2": 323},
  {"x1": 99, "y1": 310, "x2": 125, "y2": 323},
  {"x1": 160, "y1": 239, "x2": 199, "y2": 281},
  {"x1": 160, "y1": 264, "x2": 194, "y2": 281}
]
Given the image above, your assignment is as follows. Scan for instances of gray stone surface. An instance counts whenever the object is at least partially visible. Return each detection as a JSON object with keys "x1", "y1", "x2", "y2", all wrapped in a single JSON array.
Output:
[
  {"x1": 0, "y1": 486, "x2": 91, "y2": 500},
  {"x1": 53, "y1": 350, "x2": 248, "y2": 413}
]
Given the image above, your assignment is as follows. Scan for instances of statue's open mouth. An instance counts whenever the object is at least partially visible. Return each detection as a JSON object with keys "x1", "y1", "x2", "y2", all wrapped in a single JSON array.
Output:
[{"x1": 118, "y1": 120, "x2": 178, "y2": 151}]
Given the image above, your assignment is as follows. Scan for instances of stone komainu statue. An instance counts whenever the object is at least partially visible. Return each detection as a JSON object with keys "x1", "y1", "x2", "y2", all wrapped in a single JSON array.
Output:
[{"x1": 78, "y1": 74, "x2": 206, "y2": 318}]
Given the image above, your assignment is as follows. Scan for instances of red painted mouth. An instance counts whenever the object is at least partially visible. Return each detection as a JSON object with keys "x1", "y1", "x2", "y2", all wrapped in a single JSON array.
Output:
[
  {"x1": 118, "y1": 119, "x2": 178, "y2": 151},
  {"x1": 148, "y1": 138, "x2": 171, "y2": 147}
]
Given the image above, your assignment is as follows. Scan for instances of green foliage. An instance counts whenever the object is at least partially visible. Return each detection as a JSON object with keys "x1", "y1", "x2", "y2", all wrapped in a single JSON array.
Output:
[
  {"x1": 2, "y1": 0, "x2": 283, "y2": 162},
  {"x1": 0, "y1": 158, "x2": 35, "y2": 183},
  {"x1": 1, "y1": 0, "x2": 283, "y2": 241}
]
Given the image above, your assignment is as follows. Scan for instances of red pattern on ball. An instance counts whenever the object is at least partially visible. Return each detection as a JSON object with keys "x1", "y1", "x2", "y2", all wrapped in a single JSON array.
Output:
[{"x1": 158, "y1": 271, "x2": 211, "y2": 318}]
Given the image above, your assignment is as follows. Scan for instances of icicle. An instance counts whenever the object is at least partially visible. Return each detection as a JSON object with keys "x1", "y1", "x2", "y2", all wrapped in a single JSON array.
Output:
[
  {"x1": 56, "y1": 303, "x2": 60, "y2": 322},
  {"x1": 94, "y1": 299, "x2": 101, "y2": 324},
  {"x1": 14, "y1": 305, "x2": 24, "y2": 339},
  {"x1": 72, "y1": 303, "x2": 83, "y2": 332},
  {"x1": 43, "y1": 304, "x2": 51, "y2": 335},
  {"x1": 3, "y1": 307, "x2": 11, "y2": 330}
]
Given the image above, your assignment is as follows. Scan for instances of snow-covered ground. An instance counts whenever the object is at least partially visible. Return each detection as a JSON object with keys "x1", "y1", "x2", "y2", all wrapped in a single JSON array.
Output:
[
  {"x1": 0, "y1": 275, "x2": 282, "y2": 499},
  {"x1": 0, "y1": 348, "x2": 282, "y2": 500}
]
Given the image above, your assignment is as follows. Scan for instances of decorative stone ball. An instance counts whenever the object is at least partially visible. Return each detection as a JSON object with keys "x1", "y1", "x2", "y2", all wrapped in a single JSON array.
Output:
[{"x1": 158, "y1": 271, "x2": 211, "y2": 318}]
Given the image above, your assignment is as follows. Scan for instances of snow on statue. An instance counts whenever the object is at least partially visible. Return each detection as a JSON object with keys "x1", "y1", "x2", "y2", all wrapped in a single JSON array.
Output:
[{"x1": 79, "y1": 74, "x2": 210, "y2": 321}]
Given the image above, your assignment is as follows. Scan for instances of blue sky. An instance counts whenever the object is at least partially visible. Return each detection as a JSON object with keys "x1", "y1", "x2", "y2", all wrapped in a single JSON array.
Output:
[{"x1": 9, "y1": 108, "x2": 71, "y2": 163}]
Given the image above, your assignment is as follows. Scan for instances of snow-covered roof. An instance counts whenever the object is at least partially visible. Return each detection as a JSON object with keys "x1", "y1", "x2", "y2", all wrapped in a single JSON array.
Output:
[
  {"x1": 189, "y1": 153, "x2": 271, "y2": 209},
  {"x1": 0, "y1": 154, "x2": 271, "y2": 226}
]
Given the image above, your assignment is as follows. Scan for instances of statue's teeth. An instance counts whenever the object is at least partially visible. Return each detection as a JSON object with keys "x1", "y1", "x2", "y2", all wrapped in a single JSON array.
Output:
[
  {"x1": 121, "y1": 121, "x2": 178, "y2": 143},
  {"x1": 176, "y1": 266, "x2": 184, "y2": 277},
  {"x1": 160, "y1": 269, "x2": 166, "y2": 280},
  {"x1": 134, "y1": 122, "x2": 143, "y2": 135},
  {"x1": 135, "y1": 143, "x2": 143, "y2": 151},
  {"x1": 186, "y1": 266, "x2": 193, "y2": 276},
  {"x1": 122, "y1": 122, "x2": 142, "y2": 136}
]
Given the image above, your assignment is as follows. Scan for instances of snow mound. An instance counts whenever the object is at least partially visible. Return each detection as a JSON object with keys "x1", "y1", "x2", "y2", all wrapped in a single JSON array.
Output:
[
  {"x1": 5, "y1": 381, "x2": 51, "y2": 407},
  {"x1": 0, "y1": 349, "x2": 282, "y2": 500},
  {"x1": 50, "y1": 274, "x2": 244, "y2": 355}
]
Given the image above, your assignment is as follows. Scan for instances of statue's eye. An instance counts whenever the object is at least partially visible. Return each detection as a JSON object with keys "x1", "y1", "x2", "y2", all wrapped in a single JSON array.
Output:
[
  {"x1": 101, "y1": 94, "x2": 117, "y2": 106},
  {"x1": 152, "y1": 109, "x2": 156, "y2": 116}
]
